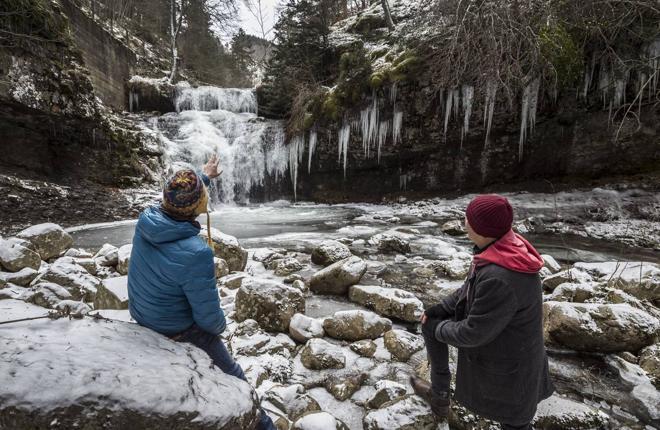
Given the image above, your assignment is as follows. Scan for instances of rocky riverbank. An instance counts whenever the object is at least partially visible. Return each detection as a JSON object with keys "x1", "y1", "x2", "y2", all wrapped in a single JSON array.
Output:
[{"x1": 1, "y1": 192, "x2": 658, "y2": 429}]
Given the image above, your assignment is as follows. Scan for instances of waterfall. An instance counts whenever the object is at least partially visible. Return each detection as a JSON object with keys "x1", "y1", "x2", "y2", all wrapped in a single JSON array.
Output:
[{"x1": 142, "y1": 85, "x2": 288, "y2": 203}]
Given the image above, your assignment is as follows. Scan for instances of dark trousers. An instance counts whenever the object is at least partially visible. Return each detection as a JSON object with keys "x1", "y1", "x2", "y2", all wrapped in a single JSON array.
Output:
[
  {"x1": 421, "y1": 323, "x2": 532, "y2": 430},
  {"x1": 174, "y1": 324, "x2": 276, "y2": 430}
]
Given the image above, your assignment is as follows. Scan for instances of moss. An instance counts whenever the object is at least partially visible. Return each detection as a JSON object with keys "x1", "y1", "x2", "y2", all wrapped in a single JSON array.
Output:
[
  {"x1": 322, "y1": 91, "x2": 342, "y2": 121},
  {"x1": 350, "y1": 12, "x2": 387, "y2": 34},
  {"x1": 539, "y1": 22, "x2": 583, "y2": 88},
  {"x1": 369, "y1": 71, "x2": 385, "y2": 88}
]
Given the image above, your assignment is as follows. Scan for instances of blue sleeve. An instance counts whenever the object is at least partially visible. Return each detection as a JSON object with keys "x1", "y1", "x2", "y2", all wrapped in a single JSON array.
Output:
[
  {"x1": 196, "y1": 171, "x2": 211, "y2": 187},
  {"x1": 181, "y1": 246, "x2": 226, "y2": 335}
]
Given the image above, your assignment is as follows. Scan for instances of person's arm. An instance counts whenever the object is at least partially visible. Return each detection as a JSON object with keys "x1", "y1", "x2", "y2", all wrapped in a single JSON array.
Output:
[
  {"x1": 425, "y1": 286, "x2": 462, "y2": 321},
  {"x1": 182, "y1": 246, "x2": 226, "y2": 335},
  {"x1": 434, "y1": 278, "x2": 517, "y2": 348}
]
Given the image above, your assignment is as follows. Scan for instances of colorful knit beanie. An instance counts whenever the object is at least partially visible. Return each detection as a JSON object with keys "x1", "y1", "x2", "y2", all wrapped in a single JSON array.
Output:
[{"x1": 465, "y1": 194, "x2": 513, "y2": 238}]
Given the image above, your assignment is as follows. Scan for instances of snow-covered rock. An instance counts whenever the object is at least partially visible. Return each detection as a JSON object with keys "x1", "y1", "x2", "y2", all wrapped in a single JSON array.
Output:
[
  {"x1": 383, "y1": 329, "x2": 425, "y2": 362},
  {"x1": 218, "y1": 272, "x2": 249, "y2": 289},
  {"x1": 94, "y1": 276, "x2": 129, "y2": 310},
  {"x1": 541, "y1": 254, "x2": 562, "y2": 273},
  {"x1": 289, "y1": 313, "x2": 325, "y2": 343},
  {"x1": 638, "y1": 343, "x2": 660, "y2": 382},
  {"x1": 323, "y1": 310, "x2": 392, "y2": 341},
  {"x1": 440, "y1": 220, "x2": 464, "y2": 236},
  {"x1": 31, "y1": 261, "x2": 101, "y2": 301},
  {"x1": 363, "y1": 395, "x2": 436, "y2": 429},
  {"x1": 117, "y1": 244, "x2": 133, "y2": 275},
  {"x1": 0, "y1": 239, "x2": 41, "y2": 272},
  {"x1": 545, "y1": 282, "x2": 597, "y2": 303},
  {"x1": 348, "y1": 284, "x2": 424, "y2": 322},
  {"x1": 64, "y1": 248, "x2": 93, "y2": 258},
  {"x1": 574, "y1": 261, "x2": 660, "y2": 303},
  {"x1": 543, "y1": 301, "x2": 660, "y2": 352},
  {"x1": 350, "y1": 339, "x2": 377, "y2": 357},
  {"x1": 533, "y1": 394, "x2": 609, "y2": 429},
  {"x1": 54, "y1": 300, "x2": 92, "y2": 317},
  {"x1": 0, "y1": 299, "x2": 49, "y2": 322},
  {"x1": 292, "y1": 411, "x2": 349, "y2": 430},
  {"x1": 324, "y1": 373, "x2": 366, "y2": 401},
  {"x1": 16, "y1": 223, "x2": 72, "y2": 260},
  {"x1": 235, "y1": 278, "x2": 305, "y2": 332},
  {"x1": 0, "y1": 318, "x2": 259, "y2": 429},
  {"x1": 267, "y1": 257, "x2": 304, "y2": 276},
  {"x1": 432, "y1": 255, "x2": 471, "y2": 279},
  {"x1": 53, "y1": 256, "x2": 97, "y2": 275},
  {"x1": 300, "y1": 338, "x2": 346, "y2": 370},
  {"x1": 230, "y1": 320, "x2": 296, "y2": 357},
  {"x1": 264, "y1": 384, "x2": 321, "y2": 421},
  {"x1": 369, "y1": 233, "x2": 411, "y2": 254},
  {"x1": 0, "y1": 267, "x2": 38, "y2": 286},
  {"x1": 252, "y1": 247, "x2": 287, "y2": 263},
  {"x1": 93, "y1": 243, "x2": 119, "y2": 267},
  {"x1": 542, "y1": 268, "x2": 593, "y2": 291},
  {"x1": 311, "y1": 240, "x2": 352, "y2": 267},
  {"x1": 366, "y1": 380, "x2": 408, "y2": 409},
  {"x1": 309, "y1": 256, "x2": 367, "y2": 295},
  {"x1": 214, "y1": 257, "x2": 229, "y2": 278},
  {"x1": 200, "y1": 227, "x2": 248, "y2": 272},
  {"x1": 27, "y1": 282, "x2": 72, "y2": 308}
]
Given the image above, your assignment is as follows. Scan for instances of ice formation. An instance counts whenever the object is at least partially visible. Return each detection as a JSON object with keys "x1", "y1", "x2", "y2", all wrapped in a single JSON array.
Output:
[
  {"x1": 338, "y1": 121, "x2": 351, "y2": 178},
  {"x1": 174, "y1": 85, "x2": 258, "y2": 113},
  {"x1": 377, "y1": 120, "x2": 390, "y2": 164},
  {"x1": 308, "y1": 129, "x2": 317, "y2": 174},
  {"x1": 392, "y1": 110, "x2": 403, "y2": 145},
  {"x1": 289, "y1": 135, "x2": 305, "y2": 200},
  {"x1": 519, "y1": 78, "x2": 540, "y2": 161},
  {"x1": 461, "y1": 85, "x2": 474, "y2": 145},
  {"x1": 483, "y1": 80, "x2": 497, "y2": 144}
]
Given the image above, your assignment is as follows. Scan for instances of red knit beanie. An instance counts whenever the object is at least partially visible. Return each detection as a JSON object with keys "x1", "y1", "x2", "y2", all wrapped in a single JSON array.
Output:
[{"x1": 466, "y1": 194, "x2": 513, "y2": 238}]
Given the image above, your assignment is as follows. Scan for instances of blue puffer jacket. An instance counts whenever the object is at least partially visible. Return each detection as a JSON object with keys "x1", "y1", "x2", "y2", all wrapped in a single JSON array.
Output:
[{"x1": 127, "y1": 206, "x2": 225, "y2": 336}]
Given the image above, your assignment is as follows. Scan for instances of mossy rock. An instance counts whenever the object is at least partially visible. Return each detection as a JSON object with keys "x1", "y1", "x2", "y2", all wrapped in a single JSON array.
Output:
[{"x1": 350, "y1": 12, "x2": 387, "y2": 34}]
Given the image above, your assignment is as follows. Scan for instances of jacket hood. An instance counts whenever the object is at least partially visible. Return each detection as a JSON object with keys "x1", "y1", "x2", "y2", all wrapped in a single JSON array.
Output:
[
  {"x1": 473, "y1": 229, "x2": 544, "y2": 273},
  {"x1": 136, "y1": 206, "x2": 201, "y2": 245}
]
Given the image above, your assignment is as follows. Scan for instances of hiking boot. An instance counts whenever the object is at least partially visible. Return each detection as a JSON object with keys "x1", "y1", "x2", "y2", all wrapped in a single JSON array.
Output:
[{"x1": 410, "y1": 375, "x2": 450, "y2": 417}]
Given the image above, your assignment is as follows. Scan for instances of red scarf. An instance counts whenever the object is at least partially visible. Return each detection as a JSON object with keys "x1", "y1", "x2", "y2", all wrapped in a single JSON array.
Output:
[{"x1": 473, "y1": 229, "x2": 544, "y2": 274}]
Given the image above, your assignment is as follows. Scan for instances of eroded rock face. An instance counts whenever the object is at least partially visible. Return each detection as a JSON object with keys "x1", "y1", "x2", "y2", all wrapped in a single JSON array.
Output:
[
  {"x1": 543, "y1": 301, "x2": 660, "y2": 353},
  {"x1": 323, "y1": 310, "x2": 392, "y2": 341},
  {"x1": 348, "y1": 284, "x2": 423, "y2": 322},
  {"x1": 289, "y1": 313, "x2": 324, "y2": 343},
  {"x1": 292, "y1": 412, "x2": 349, "y2": 430},
  {"x1": 235, "y1": 278, "x2": 305, "y2": 332},
  {"x1": 311, "y1": 240, "x2": 352, "y2": 266},
  {"x1": 383, "y1": 330, "x2": 425, "y2": 362},
  {"x1": 309, "y1": 256, "x2": 367, "y2": 295},
  {"x1": 0, "y1": 240, "x2": 41, "y2": 273},
  {"x1": 0, "y1": 318, "x2": 259, "y2": 429},
  {"x1": 200, "y1": 228, "x2": 248, "y2": 272},
  {"x1": 16, "y1": 223, "x2": 72, "y2": 260},
  {"x1": 300, "y1": 338, "x2": 346, "y2": 370},
  {"x1": 363, "y1": 395, "x2": 436, "y2": 430}
]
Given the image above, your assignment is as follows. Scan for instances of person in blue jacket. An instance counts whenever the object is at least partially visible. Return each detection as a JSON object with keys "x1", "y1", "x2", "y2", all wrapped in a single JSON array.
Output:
[{"x1": 127, "y1": 155, "x2": 275, "y2": 430}]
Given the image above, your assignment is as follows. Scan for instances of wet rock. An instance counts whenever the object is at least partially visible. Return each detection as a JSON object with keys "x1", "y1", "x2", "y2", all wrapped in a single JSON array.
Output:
[
  {"x1": 0, "y1": 239, "x2": 41, "y2": 272},
  {"x1": 0, "y1": 318, "x2": 260, "y2": 429},
  {"x1": 94, "y1": 276, "x2": 129, "y2": 310},
  {"x1": 31, "y1": 261, "x2": 101, "y2": 301},
  {"x1": 324, "y1": 373, "x2": 367, "y2": 401},
  {"x1": 311, "y1": 240, "x2": 352, "y2": 266},
  {"x1": 214, "y1": 257, "x2": 230, "y2": 278},
  {"x1": 541, "y1": 254, "x2": 561, "y2": 273},
  {"x1": 284, "y1": 273, "x2": 304, "y2": 283},
  {"x1": 28, "y1": 282, "x2": 72, "y2": 308},
  {"x1": 349, "y1": 284, "x2": 424, "y2": 322},
  {"x1": 218, "y1": 272, "x2": 249, "y2": 290},
  {"x1": 291, "y1": 279, "x2": 307, "y2": 292},
  {"x1": 350, "y1": 340, "x2": 377, "y2": 357},
  {"x1": 235, "y1": 278, "x2": 305, "y2": 332},
  {"x1": 300, "y1": 338, "x2": 346, "y2": 370},
  {"x1": 543, "y1": 301, "x2": 660, "y2": 352},
  {"x1": 16, "y1": 223, "x2": 72, "y2": 260},
  {"x1": 268, "y1": 257, "x2": 304, "y2": 276},
  {"x1": 542, "y1": 269, "x2": 593, "y2": 291},
  {"x1": 639, "y1": 344, "x2": 660, "y2": 383},
  {"x1": 441, "y1": 220, "x2": 464, "y2": 236},
  {"x1": 94, "y1": 243, "x2": 119, "y2": 267},
  {"x1": 574, "y1": 261, "x2": 660, "y2": 303},
  {"x1": 264, "y1": 384, "x2": 321, "y2": 421},
  {"x1": 289, "y1": 313, "x2": 324, "y2": 343},
  {"x1": 323, "y1": 310, "x2": 392, "y2": 341},
  {"x1": 309, "y1": 256, "x2": 367, "y2": 295},
  {"x1": 369, "y1": 233, "x2": 411, "y2": 254},
  {"x1": 292, "y1": 411, "x2": 349, "y2": 430},
  {"x1": 0, "y1": 267, "x2": 38, "y2": 286},
  {"x1": 117, "y1": 244, "x2": 132, "y2": 275},
  {"x1": 383, "y1": 330, "x2": 425, "y2": 362},
  {"x1": 363, "y1": 395, "x2": 436, "y2": 430},
  {"x1": 533, "y1": 395, "x2": 609, "y2": 430},
  {"x1": 200, "y1": 228, "x2": 248, "y2": 271},
  {"x1": 367, "y1": 380, "x2": 408, "y2": 409}
]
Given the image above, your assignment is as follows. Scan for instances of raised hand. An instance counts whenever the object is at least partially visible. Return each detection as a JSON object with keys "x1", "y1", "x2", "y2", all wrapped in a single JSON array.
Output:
[{"x1": 202, "y1": 153, "x2": 222, "y2": 179}]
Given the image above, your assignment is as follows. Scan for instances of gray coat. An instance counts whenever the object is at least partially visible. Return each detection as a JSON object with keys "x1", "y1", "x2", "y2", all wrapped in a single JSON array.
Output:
[{"x1": 433, "y1": 263, "x2": 554, "y2": 424}]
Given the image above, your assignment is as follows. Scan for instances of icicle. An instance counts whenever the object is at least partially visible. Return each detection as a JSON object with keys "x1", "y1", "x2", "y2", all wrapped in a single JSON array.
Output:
[
  {"x1": 390, "y1": 82, "x2": 398, "y2": 105},
  {"x1": 399, "y1": 173, "x2": 409, "y2": 191},
  {"x1": 392, "y1": 110, "x2": 403, "y2": 145},
  {"x1": 461, "y1": 85, "x2": 474, "y2": 146},
  {"x1": 518, "y1": 78, "x2": 540, "y2": 161},
  {"x1": 288, "y1": 135, "x2": 303, "y2": 201},
  {"x1": 452, "y1": 88, "x2": 460, "y2": 119},
  {"x1": 613, "y1": 79, "x2": 626, "y2": 108},
  {"x1": 377, "y1": 120, "x2": 389, "y2": 164},
  {"x1": 599, "y1": 63, "x2": 610, "y2": 109},
  {"x1": 308, "y1": 129, "x2": 317, "y2": 174},
  {"x1": 338, "y1": 121, "x2": 350, "y2": 178},
  {"x1": 367, "y1": 94, "x2": 379, "y2": 158},
  {"x1": 443, "y1": 89, "x2": 453, "y2": 139},
  {"x1": 483, "y1": 81, "x2": 497, "y2": 144},
  {"x1": 581, "y1": 55, "x2": 596, "y2": 100},
  {"x1": 360, "y1": 109, "x2": 369, "y2": 157},
  {"x1": 528, "y1": 78, "x2": 540, "y2": 136}
]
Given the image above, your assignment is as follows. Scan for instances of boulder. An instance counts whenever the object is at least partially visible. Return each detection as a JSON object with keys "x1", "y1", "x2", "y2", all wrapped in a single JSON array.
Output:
[
  {"x1": 235, "y1": 278, "x2": 305, "y2": 332},
  {"x1": 214, "y1": 257, "x2": 230, "y2": 278},
  {"x1": 323, "y1": 310, "x2": 392, "y2": 341},
  {"x1": 289, "y1": 313, "x2": 324, "y2": 343},
  {"x1": 350, "y1": 340, "x2": 377, "y2": 357},
  {"x1": 369, "y1": 233, "x2": 411, "y2": 254},
  {"x1": 367, "y1": 380, "x2": 408, "y2": 409},
  {"x1": 363, "y1": 395, "x2": 436, "y2": 430},
  {"x1": 574, "y1": 261, "x2": 660, "y2": 303},
  {"x1": 200, "y1": 228, "x2": 248, "y2": 272},
  {"x1": 311, "y1": 240, "x2": 352, "y2": 266},
  {"x1": 542, "y1": 269, "x2": 593, "y2": 291},
  {"x1": 433, "y1": 255, "x2": 471, "y2": 279},
  {"x1": 31, "y1": 261, "x2": 101, "y2": 301},
  {"x1": 324, "y1": 373, "x2": 367, "y2": 401},
  {"x1": 94, "y1": 276, "x2": 129, "y2": 310},
  {"x1": 639, "y1": 343, "x2": 660, "y2": 382},
  {"x1": 267, "y1": 257, "x2": 303, "y2": 276},
  {"x1": 541, "y1": 254, "x2": 562, "y2": 273},
  {"x1": 0, "y1": 240, "x2": 41, "y2": 272},
  {"x1": 543, "y1": 301, "x2": 660, "y2": 352},
  {"x1": 292, "y1": 412, "x2": 349, "y2": 430},
  {"x1": 300, "y1": 338, "x2": 346, "y2": 370},
  {"x1": 0, "y1": 267, "x2": 39, "y2": 286},
  {"x1": 54, "y1": 256, "x2": 97, "y2": 275},
  {"x1": 0, "y1": 318, "x2": 259, "y2": 429},
  {"x1": 117, "y1": 244, "x2": 133, "y2": 275},
  {"x1": 27, "y1": 282, "x2": 72, "y2": 308},
  {"x1": 384, "y1": 330, "x2": 425, "y2": 362},
  {"x1": 291, "y1": 279, "x2": 307, "y2": 292},
  {"x1": 264, "y1": 384, "x2": 321, "y2": 421},
  {"x1": 348, "y1": 285, "x2": 424, "y2": 322},
  {"x1": 309, "y1": 256, "x2": 367, "y2": 295},
  {"x1": 533, "y1": 395, "x2": 610, "y2": 430},
  {"x1": 94, "y1": 243, "x2": 119, "y2": 267},
  {"x1": 440, "y1": 220, "x2": 464, "y2": 236},
  {"x1": 16, "y1": 223, "x2": 72, "y2": 260}
]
